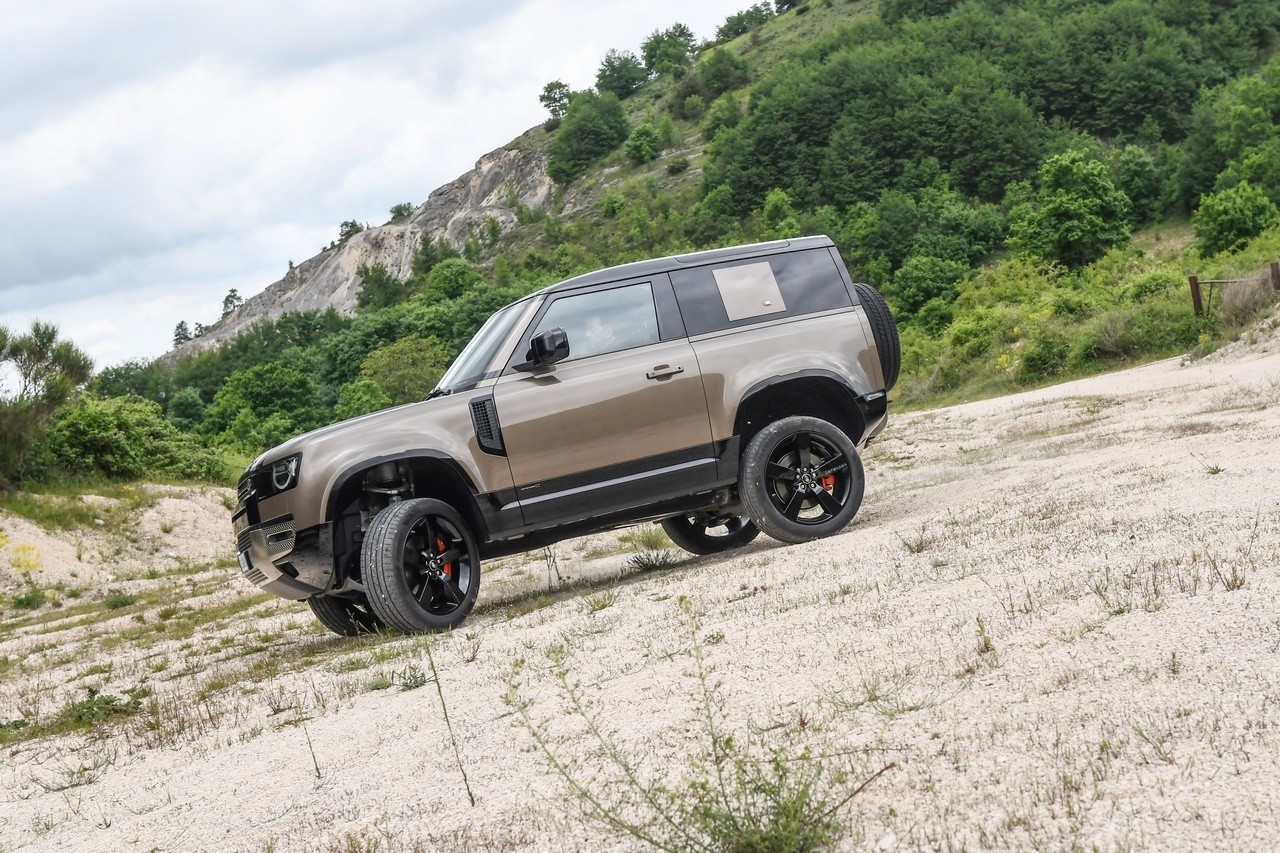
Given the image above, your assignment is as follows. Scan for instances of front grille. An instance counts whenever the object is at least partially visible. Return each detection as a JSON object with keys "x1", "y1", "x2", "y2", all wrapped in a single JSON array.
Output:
[{"x1": 236, "y1": 528, "x2": 252, "y2": 554}]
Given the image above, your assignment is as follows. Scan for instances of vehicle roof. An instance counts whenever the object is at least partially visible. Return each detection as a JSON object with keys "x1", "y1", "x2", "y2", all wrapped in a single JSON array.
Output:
[{"x1": 532, "y1": 235, "x2": 837, "y2": 298}]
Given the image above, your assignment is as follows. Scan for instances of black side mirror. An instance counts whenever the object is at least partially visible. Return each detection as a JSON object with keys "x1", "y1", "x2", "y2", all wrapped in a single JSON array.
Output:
[{"x1": 516, "y1": 328, "x2": 570, "y2": 371}]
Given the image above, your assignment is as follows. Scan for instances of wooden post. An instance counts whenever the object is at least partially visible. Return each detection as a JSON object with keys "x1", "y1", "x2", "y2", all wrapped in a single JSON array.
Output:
[
  {"x1": 1189, "y1": 275, "x2": 1203, "y2": 316},
  {"x1": 1271, "y1": 261, "x2": 1279, "y2": 292}
]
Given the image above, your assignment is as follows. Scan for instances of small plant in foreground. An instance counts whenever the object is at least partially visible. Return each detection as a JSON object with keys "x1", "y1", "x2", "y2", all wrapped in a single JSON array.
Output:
[
  {"x1": 626, "y1": 549, "x2": 682, "y2": 572},
  {"x1": 507, "y1": 599, "x2": 895, "y2": 850}
]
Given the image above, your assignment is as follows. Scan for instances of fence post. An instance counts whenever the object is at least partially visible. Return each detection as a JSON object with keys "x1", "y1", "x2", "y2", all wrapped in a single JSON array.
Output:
[
  {"x1": 1189, "y1": 275, "x2": 1203, "y2": 316},
  {"x1": 1271, "y1": 261, "x2": 1279, "y2": 292}
]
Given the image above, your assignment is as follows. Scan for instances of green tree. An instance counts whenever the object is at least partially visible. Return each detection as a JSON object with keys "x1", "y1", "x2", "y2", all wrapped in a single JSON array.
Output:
[
  {"x1": 716, "y1": 4, "x2": 773, "y2": 42},
  {"x1": 539, "y1": 80, "x2": 571, "y2": 121},
  {"x1": 388, "y1": 202, "x2": 414, "y2": 222},
  {"x1": 1193, "y1": 181, "x2": 1280, "y2": 256},
  {"x1": 879, "y1": 0, "x2": 960, "y2": 23},
  {"x1": 338, "y1": 220, "x2": 364, "y2": 243},
  {"x1": 335, "y1": 378, "x2": 392, "y2": 421},
  {"x1": 167, "y1": 387, "x2": 205, "y2": 432},
  {"x1": 426, "y1": 258, "x2": 483, "y2": 301},
  {"x1": 890, "y1": 255, "x2": 968, "y2": 316},
  {"x1": 641, "y1": 24, "x2": 696, "y2": 75},
  {"x1": 625, "y1": 121, "x2": 660, "y2": 165},
  {"x1": 0, "y1": 322, "x2": 93, "y2": 481},
  {"x1": 547, "y1": 92, "x2": 629, "y2": 183},
  {"x1": 1110, "y1": 145, "x2": 1164, "y2": 225},
  {"x1": 221, "y1": 289, "x2": 243, "y2": 318},
  {"x1": 700, "y1": 48, "x2": 749, "y2": 97},
  {"x1": 173, "y1": 321, "x2": 191, "y2": 348},
  {"x1": 596, "y1": 49, "x2": 648, "y2": 99},
  {"x1": 355, "y1": 263, "x2": 407, "y2": 312},
  {"x1": 1008, "y1": 152, "x2": 1132, "y2": 268},
  {"x1": 359, "y1": 336, "x2": 451, "y2": 405},
  {"x1": 203, "y1": 363, "x2": 326, "y2": 451}
]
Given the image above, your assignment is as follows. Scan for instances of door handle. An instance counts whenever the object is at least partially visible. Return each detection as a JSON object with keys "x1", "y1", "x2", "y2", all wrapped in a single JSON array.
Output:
[{"x1": 646, "y1": 364, "x2": 685, "y2": 380}]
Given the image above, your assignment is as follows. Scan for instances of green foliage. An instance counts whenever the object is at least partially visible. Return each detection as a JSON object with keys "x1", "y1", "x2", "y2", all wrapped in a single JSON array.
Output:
[
  {"x1": 425, "y1": 258, "x2": 483, "y2": 302},
  {"x1": 337, "y1": 220, "x2": 364, "y2": 243},
  {"x1": 879, "y1": 0, "x2": 959, "y2": 23},
  {"x1": 355, "y1": 262, "x2": 407, "y2": 312},
  {"x1": 667, "y1": 157, "x2": 691, "y2": 175},
  {"x1": 0, "y1": 321, "x2": 93, "y2": 482},
  {"x1": 547, "y1": 92, "x2": 629, "y2": 184},
  {"x1": 539, "y1": 80, "x2": 570, "y2": 120},
  {"x1": 335, "y1": 379, "x2": 392, "y2": 421},
  {"x1": 700, "y1": 49, "x2": 750, "y2": 98},
  {"x1": 625, "y1": 121, "x2": 660, "y2": 166},
  {"x1": 596, "y1": 49, "x2": 648, "y2": 100},
  {"x1": 891, "y1": 255, "x2": 968, "y2": 316},
  {"x1": 1193, "y1": 181, "x2": 1280, "y2": 255},
  {"x1": 641, "y1": 23, "x2": 696, "y2": 76},
  {"x1": 388, "y1": 202, "x2": 414, "y2": 222},
  {"x1": 166, "y1": 387, "x2": 205, "y2": 432},
  {"x1": 221, "y1": 289, "x2": 243, "y2": 318},
  {"x1": 702, "y1": 94, "x2": 744, "y2": 142},
  {"x1": 1009, "y1": 151, "x2": 1132, "y2": 268},
  {"x1": 359, "y1": 336, "x2": 450, "y2": 405},
  {"x1": 203, "y1": 363, "x2": 326, "y2": 452},
  {"x1": 172, "y1": 321, "x2": 191, "y2": 348},
  {"x1": 1110, "y1": 145, "x2": 1164, "y2": 225},
  {"x1": 43, "y1": 396, "x2": 227, "y2": 482},
  {"x1": 716, "y1": 3, "x2": 774, "y2": 43}
]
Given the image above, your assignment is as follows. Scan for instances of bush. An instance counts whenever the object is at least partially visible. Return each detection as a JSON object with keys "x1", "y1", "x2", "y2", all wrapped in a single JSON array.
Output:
[
  {"x1": 547, "y1": 92, "x2": 629, "y2": 184},
  {"x1": 666, "y1": 157, "x2": 691, "y2": 175},
  {"x1": 335, "y1": 379, "x2": 391, "y2": 421},
  {"x1": 625, "y1": 121, "x2": 660, "y2": 166},
  {"x1": 43, "y1": 396, "x2": 227, "y2": 482},
  {"x1": 1193, "y1": 181, "x2": 1280, "y2": 256}
]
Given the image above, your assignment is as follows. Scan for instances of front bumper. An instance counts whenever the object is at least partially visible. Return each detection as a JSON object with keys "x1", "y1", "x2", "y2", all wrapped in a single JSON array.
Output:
[{"x1": 233, "y1": 467, "x2": 333, "y2": 600}]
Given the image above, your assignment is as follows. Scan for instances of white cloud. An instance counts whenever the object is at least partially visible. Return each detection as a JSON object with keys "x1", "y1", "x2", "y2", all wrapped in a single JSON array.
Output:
[{"x1": 0, "y1": 0, "x2": 749, "y2": 368}]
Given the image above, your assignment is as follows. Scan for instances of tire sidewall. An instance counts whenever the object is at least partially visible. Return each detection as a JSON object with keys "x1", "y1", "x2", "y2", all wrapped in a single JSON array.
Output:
[
  {"x1": 741, "y1": 416, "x2": 865, "y2": 544},
  {"x1": 364, "y1": 498, "x2": 481, "y2": 632},
  {"x1": 660, "y1": 516, "x2": 760, "y2": 555}
]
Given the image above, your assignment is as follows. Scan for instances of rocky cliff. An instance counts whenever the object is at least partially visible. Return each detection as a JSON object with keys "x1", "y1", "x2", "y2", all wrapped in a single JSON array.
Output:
[{"x1": 168, "y1": 142, "x2": 556, "y2": 359}]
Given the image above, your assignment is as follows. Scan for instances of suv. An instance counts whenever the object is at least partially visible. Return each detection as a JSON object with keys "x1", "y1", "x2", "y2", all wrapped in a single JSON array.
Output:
[{"x1": 232, "y1": 236, "x2": 900, "y2": 635}]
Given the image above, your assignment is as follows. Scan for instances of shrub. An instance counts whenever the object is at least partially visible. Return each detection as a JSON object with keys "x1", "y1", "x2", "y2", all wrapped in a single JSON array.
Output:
[
  {"x1": 1193, "y1": 181, "x2": 1280, "y2": 256},
  {"x1": 890, "y1": 255, "x2": 967, "y2": 316},
  {"x1": 547, "y1": 92, "x2": 629, "y2": 184},
  {"x1": 625, "y1": 121, "x2": 660, "y2": 166},
  {"x1": 666, "y1": 157, "x2": 691, "y2": 175},
  {"x1": 44, "y1": 395, "x2": 227, "y2": 482},
  {"x1": 335, "y1": 379, "x2": 392, "y2": 421}
]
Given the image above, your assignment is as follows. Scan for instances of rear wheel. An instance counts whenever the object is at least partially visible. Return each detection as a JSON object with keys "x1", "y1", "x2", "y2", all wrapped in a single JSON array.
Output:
[
  {"x1": 740, "y1": 416, "x2": 865, "y2": 544},
  {"x1": 307, "y1": 595, "x2": 386, "y2": 637},
  {"x1": 661, "y1": 513, "x2": 760, "y2": 555},
  {"x1": 362, "y1": 498, "x2": 481, "y2": 633}
]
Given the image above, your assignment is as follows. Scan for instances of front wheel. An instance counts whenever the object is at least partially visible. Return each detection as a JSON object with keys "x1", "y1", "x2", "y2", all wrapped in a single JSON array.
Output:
[
  {"x1": 307, "y1": 594, "x2": 386, "y2": 637},
  {"x1": 739, "y1": 416, "x2": 865, "y2": 544},
  {"x1": 661, "y1": 513, "x2": 760, "y2": 555},
  {"x1": 362, "y1": 498, "x2": 481, "y2": 633}
]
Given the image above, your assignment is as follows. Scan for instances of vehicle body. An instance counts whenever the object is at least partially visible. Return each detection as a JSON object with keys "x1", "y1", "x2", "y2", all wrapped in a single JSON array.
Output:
[{"x1": 232, "y1": 235, "x2": 900, "y2": 634}]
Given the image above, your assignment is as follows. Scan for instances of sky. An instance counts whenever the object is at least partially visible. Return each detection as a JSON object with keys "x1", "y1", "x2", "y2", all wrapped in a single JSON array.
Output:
[{"x1": 0, "y1": 0, "x2": 752, "y2": 372}]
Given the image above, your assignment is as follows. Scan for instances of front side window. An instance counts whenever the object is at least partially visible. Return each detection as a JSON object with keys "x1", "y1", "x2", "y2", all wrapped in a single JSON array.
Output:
[{"x1": 531, "y1": 283, "x2": 659, "y2": 361}]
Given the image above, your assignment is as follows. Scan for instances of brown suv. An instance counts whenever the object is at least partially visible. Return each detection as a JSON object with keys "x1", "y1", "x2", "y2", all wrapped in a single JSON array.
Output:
[{"x1": 232, "y1": 236, "x2": 900, "y2": 635}]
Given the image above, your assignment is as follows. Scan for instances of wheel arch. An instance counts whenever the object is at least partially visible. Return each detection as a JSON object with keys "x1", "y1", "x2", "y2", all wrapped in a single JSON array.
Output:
[
  {"x1": 325, "y1": 451, "x2": 489, "y2": 541},
  {"x1": 732, "y1": 371, "x2": 868, "y2": 455}
]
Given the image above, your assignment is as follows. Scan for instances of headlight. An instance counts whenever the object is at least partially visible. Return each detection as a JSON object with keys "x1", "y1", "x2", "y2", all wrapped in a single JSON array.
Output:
[{"x1": 269, "y1": 454, "x2": 301, "y2": 495}]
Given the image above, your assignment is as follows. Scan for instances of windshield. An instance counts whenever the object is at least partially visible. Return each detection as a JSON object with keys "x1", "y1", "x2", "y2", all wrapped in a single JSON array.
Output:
[{"x1": 435, "y1": 299, "x2": 530, "y2": 393}]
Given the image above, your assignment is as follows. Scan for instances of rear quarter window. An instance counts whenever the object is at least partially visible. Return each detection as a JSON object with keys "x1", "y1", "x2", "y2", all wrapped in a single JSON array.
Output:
[{"x1": 669, "y1": 248, "x2": 852, "y2": 336}]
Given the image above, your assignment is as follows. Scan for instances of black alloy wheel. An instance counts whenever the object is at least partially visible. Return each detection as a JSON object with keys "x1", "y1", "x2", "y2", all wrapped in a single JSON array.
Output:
[
  {"x1": 740, "y1": 416, "x2": 865, "y2": 544},
  {"x1": 307, "y1": 594, "x2": 387, "y2": 637},
  {"x1": 661, "y1": 512, "x2": 760, "y2": 555},
  {"x1": 362, "y1": 498, "x2": 481, "y2": 632}
]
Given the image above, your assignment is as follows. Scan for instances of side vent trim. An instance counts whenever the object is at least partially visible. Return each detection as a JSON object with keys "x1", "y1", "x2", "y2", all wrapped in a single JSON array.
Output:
[{"x1": 470, "y1": 396, "x2": 506, "y2": 456}]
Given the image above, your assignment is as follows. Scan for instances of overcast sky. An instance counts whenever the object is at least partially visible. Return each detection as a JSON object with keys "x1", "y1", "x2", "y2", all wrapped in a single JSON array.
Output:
[{"x1": 0, "y1": 0, "x2": 750, "y2": 371}]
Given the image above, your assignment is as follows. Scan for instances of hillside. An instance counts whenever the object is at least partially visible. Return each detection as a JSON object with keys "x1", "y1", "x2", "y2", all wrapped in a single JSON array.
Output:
[{"x1": 3, "y1": 307, "x2": 1278, "y2": 850}]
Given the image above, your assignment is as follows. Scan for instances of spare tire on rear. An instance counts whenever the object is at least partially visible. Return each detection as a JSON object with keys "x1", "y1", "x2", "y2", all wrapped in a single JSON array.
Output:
[{"x1": 852, "y1": 283, "x2": 900, "y2": 392}]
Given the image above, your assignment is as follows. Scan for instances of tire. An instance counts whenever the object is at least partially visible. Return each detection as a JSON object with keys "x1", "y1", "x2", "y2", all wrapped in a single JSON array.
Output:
[
  {"x1": 661, "y1": 513, "x2": 760, "y2": 555},
  {"x1": 361, "y1": 498, "x2": 481, "y2": 633},
  {"x1": 739, "y1": 416, "x2": 865, "y2": 544},
  {"x1": 307, "y1": 595, "x2": 386, "y2": 637},
  {"x1": 853, "y1": 283, "x2": 900, "y2": 392}
]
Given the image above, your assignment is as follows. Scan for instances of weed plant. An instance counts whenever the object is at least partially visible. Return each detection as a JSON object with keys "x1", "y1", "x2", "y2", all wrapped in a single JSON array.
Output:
[{"x1": 506, "y1": 598, "x2": 893, "y2": 851}]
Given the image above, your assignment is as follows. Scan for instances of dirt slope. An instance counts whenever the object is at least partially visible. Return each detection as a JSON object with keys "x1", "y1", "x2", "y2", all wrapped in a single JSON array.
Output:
[{"x1": 1, "y1": 321, "x2": 1278, "y2": 851}]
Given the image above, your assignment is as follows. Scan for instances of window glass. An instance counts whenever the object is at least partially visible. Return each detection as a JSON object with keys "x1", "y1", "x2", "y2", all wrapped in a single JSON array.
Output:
[
  {"x1": 532, "y1": 283, "x2": 659, "y2": 361},
  {"x1": 670, "y1": 249, "x2": 851, "y2": 336},
  {"x1": 437, "y1": 299, "x2": 529, "y2": 392}
]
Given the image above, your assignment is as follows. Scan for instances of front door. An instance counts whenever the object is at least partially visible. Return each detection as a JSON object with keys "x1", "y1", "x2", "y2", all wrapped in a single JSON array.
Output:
[{"x1": 492, "y1": 279, "x2": 714, "y2": 527}]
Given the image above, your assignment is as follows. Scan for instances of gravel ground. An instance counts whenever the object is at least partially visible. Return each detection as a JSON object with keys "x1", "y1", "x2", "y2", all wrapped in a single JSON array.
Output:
[{"x1": 1, "y1": 319, "x2": 1278, "y2": 852}]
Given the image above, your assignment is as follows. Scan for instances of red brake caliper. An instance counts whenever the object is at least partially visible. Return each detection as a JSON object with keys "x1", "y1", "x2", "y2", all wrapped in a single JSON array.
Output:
[
  {"x1": 820, "y1": 474, "x2": 837, "y2": 492},
  {"x1": 436, "y1": 537, "x2": 455, "y2": 578}
]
